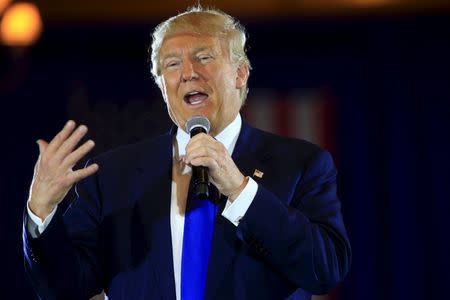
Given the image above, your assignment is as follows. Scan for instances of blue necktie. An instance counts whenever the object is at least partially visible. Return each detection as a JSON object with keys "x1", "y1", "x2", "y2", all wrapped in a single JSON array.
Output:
[{"x1": 181, "y1": 187, "x2": 217, "y2": 300}]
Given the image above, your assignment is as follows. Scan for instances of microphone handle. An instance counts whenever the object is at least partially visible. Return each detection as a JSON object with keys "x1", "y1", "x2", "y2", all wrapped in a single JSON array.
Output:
[
  {"x1": 192, "y1": 166, "x2": 209, "y2": 199},
  {"x1": 190, "y1": 126, "x2": 209, "y2": 199}
]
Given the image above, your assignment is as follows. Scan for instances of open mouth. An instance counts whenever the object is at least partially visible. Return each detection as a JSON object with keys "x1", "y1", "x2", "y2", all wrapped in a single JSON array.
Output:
[{"x1": 184, "y1": 91, "x2": 209, "y2": 106}]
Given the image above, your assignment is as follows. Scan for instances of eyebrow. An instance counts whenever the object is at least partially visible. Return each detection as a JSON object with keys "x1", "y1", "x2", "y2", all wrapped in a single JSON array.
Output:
[
  {"x1": 161, "y1": 46, "x2": 217, "y2": 62},
  {"x1": 192, "y1": 46, "x2": 215, "y2": 55}
]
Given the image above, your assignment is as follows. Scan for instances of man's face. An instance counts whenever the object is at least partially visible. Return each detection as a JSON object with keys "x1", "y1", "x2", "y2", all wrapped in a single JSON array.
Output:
[{"x1": 159, "y1": 33, "x2": 248, "y2": 136}]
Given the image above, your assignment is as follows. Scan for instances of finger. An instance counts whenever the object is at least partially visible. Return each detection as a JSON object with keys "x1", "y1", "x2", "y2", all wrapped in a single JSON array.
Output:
[
  {"x1": 185, "y1": 136, "x2": 228, "y2": 162},
  {"x1": 189, "y1": 156, "x2": 218, "y2": 171},
  {"x1": 66, "y1": 163, "x2": 99, "y2": 184},
  {"x1": 185, "y1": 145, "x2": 218, "y2": 164},
  {"x1": 36, "y1": 139, "x2": 49, "y2": 154},
  {"x1": 186, "y1": 133, "x2": 216, "y2": 149},
  {"x1": 185, "y1": 136, "x2": 222, "y2": 158},
  {"x1": 34, "y1": 140, "x2": 48, "y2": 175},
  {"x1": 62, "y1": 140, "x2": 95, "y2": 168},
  {"x1": 55, "y1": 124, "x2": 88, "y2": 160},
  {"x1": 46, "y1": 120, "x2": 76, "y2": 154}
]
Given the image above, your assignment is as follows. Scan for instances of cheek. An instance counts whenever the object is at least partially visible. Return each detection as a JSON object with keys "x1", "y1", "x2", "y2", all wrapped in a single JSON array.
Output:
[
  {"x1": 218, "y1": 72, "x2": 239, "y2": 103},
  {"x1": 213, "y1": 70, "x2": 233, "y2": 94},
  {"x1": 162, "y1": 73, "x2": 179, "y2": 91},
  {"x1": 161, "y1": 76, "x2": 180, "y2": 105}
]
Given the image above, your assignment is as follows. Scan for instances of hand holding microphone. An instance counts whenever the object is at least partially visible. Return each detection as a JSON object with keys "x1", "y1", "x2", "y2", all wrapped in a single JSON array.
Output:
[{"x1": 184, "y1": 115, "x2": 248, "y2": 201}]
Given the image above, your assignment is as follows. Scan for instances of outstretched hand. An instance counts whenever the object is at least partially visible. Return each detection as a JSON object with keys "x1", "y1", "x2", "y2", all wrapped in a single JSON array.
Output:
[{"x1": 28, "y1": 120, "x2": 98, "y2": 220}]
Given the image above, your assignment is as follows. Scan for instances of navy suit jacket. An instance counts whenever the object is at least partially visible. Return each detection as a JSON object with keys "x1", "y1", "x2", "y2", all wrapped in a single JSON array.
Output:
[{"x1": 23, "y1": 120, "x2": 351, "y2": 300}]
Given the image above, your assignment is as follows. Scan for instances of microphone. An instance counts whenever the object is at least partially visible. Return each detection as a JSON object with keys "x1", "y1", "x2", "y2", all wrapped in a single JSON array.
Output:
[{"x1": 185, "y1": 115, "x2": 211, "y2": 199}]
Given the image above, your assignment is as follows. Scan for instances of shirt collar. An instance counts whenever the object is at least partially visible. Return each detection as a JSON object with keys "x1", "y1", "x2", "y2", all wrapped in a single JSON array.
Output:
[{"x1": 175, "y1": 114, "x2": 242, "y2": 157}]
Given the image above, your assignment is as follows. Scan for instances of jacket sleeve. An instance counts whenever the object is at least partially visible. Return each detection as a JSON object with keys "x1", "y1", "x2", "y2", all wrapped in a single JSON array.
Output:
[
  {"x1": 23, "y1": 162, "x2": 104, "y2": 300},
  {"x1": 236, "y1": 149, "x2": 352, "y2": 295}
]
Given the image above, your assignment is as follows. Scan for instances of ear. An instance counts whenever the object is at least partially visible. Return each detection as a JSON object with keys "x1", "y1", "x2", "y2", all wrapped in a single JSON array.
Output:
[{"x1": 235, "y1": 63, "x2": 249, "y2": 89}]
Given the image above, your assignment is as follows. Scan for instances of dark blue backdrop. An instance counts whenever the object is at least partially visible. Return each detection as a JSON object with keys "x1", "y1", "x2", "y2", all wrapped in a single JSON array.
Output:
[{"x1": 1, "y1": 13, "x2": 449, "y2": 299}]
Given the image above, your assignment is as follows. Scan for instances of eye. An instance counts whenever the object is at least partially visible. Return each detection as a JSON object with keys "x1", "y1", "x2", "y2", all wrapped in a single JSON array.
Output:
[
  {"x1": 198, "y1": 54, "x2": 213, "y2": 63},
  {"x1": 164, "y1": 60, "x2": 181, "y2": 69}
]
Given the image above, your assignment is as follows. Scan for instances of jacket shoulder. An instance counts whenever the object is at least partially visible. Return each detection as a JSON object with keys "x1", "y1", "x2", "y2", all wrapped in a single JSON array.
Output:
[
  {"x1": 92, "y1": 132, "x2": 170, "y2": 168},
  {"x1": 249, "y1": 126, "x2": 326, "y2": 161}
]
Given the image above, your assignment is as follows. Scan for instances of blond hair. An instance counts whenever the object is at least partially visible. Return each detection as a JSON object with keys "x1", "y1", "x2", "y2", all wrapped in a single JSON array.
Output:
[{"x1": 150, "y1": 6, "x2": 251, "y2": 102}]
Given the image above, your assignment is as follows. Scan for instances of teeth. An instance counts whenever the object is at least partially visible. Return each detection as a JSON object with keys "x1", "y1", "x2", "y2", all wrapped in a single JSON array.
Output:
[
  {"x1": 190, "y1": 99, "x2": 203, "y2": 105},
  {"x1": 184, "y1": 90, "x2": 207, "y2": 105}
]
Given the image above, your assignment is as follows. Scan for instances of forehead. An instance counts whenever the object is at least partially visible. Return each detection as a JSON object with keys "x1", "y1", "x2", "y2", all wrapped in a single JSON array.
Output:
[{"x1": 159, "y1": 33, "x2": 225, "y2": 58}]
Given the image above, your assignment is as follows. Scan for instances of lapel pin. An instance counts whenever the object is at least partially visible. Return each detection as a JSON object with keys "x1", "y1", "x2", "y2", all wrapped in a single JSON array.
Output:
[{"x1": 253, "y1": 169, "x2": 264, "y2": 178}]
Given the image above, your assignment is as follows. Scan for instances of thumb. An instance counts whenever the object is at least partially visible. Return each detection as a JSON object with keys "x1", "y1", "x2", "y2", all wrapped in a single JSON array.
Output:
[{"x1": 36, "y1": 139, "x2": 48, "y2": 154}]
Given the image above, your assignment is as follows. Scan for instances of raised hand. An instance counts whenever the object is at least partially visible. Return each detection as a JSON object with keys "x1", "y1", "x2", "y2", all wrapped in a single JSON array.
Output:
[{"x1": 28, "y1": 120, "x2": 99, "y2": 220}]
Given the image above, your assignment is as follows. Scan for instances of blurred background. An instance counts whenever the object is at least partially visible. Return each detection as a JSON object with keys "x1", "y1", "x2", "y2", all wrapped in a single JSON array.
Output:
[{"x1": 1, "y1": 0, "x2": 450, "y2": 299}]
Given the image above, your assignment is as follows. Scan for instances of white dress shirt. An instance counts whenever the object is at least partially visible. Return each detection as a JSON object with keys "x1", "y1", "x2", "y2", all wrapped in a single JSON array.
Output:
[{"x1": 27, "y1": 113, "x2": 258, "y2": 300}]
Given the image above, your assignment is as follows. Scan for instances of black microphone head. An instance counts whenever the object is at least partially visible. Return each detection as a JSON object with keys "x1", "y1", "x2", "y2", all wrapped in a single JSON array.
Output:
[{"x1": 186, "y1": 115, "x2": 211, "y2": 135}]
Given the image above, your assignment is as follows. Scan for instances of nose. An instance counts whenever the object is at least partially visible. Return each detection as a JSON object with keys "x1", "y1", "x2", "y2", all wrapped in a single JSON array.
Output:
[{"x1": 181, "y1": 60, "x2": 199, "y2": 82}]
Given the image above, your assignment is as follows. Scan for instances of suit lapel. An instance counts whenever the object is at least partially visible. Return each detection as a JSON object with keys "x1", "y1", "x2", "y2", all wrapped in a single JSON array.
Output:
[
  {"x1": 205, "y1": 120, "x2": 268, "y2": 299},
  {"x1": 133, "y1": 129, "x2": 176, "y2": 300}
]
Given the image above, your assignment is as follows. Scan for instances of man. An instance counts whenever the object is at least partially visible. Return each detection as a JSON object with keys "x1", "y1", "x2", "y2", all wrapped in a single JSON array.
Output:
[{"x1": 23, "y1": 6, "x2": 351, "y2": 300}]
